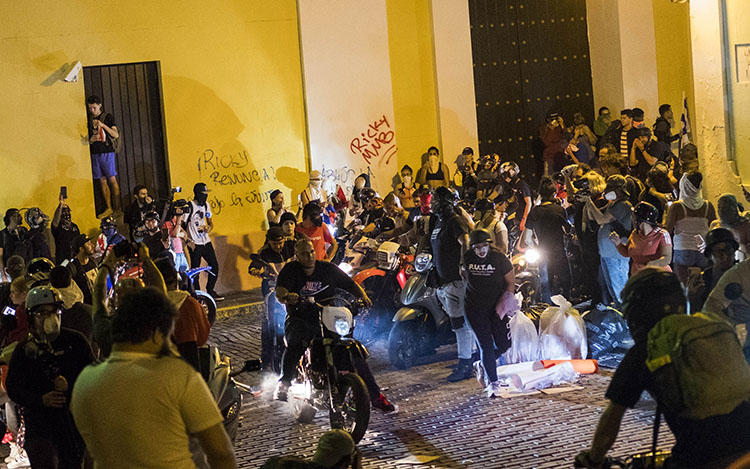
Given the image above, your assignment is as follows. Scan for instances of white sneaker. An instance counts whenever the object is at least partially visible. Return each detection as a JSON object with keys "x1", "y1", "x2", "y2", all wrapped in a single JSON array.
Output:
[
  {"x1": 4, "y1": 443, "x2": 20, "y2": 464},
  {"x1": 485, "y1": 380, "x2": 503, "y2": 399},
  {"x1": 473, "y1": 360, "x2": 486, "y2": 388},
  {"x1": 7, "y1": 449, "x2": 30, "y2": 469}
]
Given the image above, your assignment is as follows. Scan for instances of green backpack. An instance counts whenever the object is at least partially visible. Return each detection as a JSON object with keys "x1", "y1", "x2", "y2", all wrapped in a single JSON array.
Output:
[{"x1": 646, "y1": 313, "x2": 750, "y2": 420}]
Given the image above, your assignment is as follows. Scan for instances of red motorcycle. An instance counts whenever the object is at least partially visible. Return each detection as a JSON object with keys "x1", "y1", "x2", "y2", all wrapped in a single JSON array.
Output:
[{"x1": 351, "y1": 241, "x2": 415, "y2": 344}]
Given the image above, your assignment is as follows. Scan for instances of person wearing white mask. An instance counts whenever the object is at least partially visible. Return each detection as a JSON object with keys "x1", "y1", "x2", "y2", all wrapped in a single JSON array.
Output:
[
  {"x1": 299, "y1": 170, "x2": 328, "y2": 209},
  {"x1": 462, "y1": 229, "x2": 514, "y2": 398},
  {"x1": 584, "y1": 175, "x2": 633, "y2": 307},
  {"x1": 665, "y1": 171, "x2": 716, "y2": 285}
]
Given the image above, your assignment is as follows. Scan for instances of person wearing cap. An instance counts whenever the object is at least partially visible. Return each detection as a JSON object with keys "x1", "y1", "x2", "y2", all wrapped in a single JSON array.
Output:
[
  {"x1": 267, "y1": 189, "x2": 290, "y2": 228},
  {"x1": 67, "y1": 233, "x2": 98, "y2": 305},
  {"x1": 610, "y1": 201, "x2": 672, "y2": 276},
  {"x1": 71, "y1": 287, "x2": 236, "y2": 469},
  {"x1": 687, "y1": 227, "x2": 738, "y2": 313},
  {"x1": 585, "y1": 175, "x2": 633, "y2": 307},
  {"x1": 279, "y1": 211, "x2": 303, "y2": 242},
  {"x1": 299, "y1": 170, "x2": 328, "y2": 210},
  {"x1": 296, "y1": 202, "x2": 337, "y2": 261},
  {"x1": 188, "y1": 182, "x2": 223, "y2": 301},
  {"x1": 710, "y1": 193, "x2": 750, "y2": 260},
  {"x1": 261, "y1": 429, "x2": 361, "y2": 468},
  {"x1": 464, "y1": 228, "x2": 514, "y2": 398},
  {"x1": 631, "y1": 107, "x2": 645, "y2": 128},
  {"x1": 6, "y1": 285, "x2": 94, "y2": 468}
]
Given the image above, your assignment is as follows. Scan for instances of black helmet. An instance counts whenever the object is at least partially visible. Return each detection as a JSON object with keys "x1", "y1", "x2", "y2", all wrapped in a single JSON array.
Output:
[
  {"x1": 432, "y1": 186, "x2": 458, "y2": 207},
  {"x1": 24, "y1": 207, "x2": 49, "y2": 229},
  {"x1": 144, "y1": 211, "x2": 160, "y2": 223},
  {"x1": 27, "y1": 257, "x2": 55, "y2": 276},
  {"x1": 473, "y1": 198, "x2": 495, "y2": 213},
  {"x1": 704, "y1": 227, "x2": 739, "y2": 257},
  {"x1": 469, "y1": 229, "x2": 492, "y2": 246},
  {"x1": 100, "y1": 216, "x2": 117, "y2": 229},
  {"x1": 358, "y1": 188, "x2": 377, "y2": 205},
  {"x1": 621, "y1": 267, "x2": 686, "y2": 339},
  {"x1": 605, "y1": 175, "x2": 629, "y2": 196},
  {"x1": 633, "y1": 202, "x2": 659, "y2": 226},
  {"x1": 499, "y1": 162, "x2": 520, "y2": 180}
]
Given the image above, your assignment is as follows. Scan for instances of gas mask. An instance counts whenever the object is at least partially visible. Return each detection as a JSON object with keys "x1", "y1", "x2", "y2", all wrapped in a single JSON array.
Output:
[
  {"x1": 36, "y1": 313, "x2": 61, "y2": 344},
  {"x1": 604, "y1": 191, "x2": 617, "y2": 201}
]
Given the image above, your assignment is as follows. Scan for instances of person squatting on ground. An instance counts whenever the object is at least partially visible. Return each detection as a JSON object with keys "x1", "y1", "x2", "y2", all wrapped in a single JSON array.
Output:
[
  {"x1": 575, "y1": 268, "x2": 750, "y2": 468},
  {"x1": 71, "y1": 287, "x2": 237, "y2": 469},
  {"x1": 463, "y1": 229, "x2": 514, "y2": 398},
  {"x1": 273, "y1": 239, "x2": 394, "y2": 412},
  {"x1": 428, "y1": 186, "x2": 475, "y2": 382},
  {"x1": 262, "y1": 429, "x2": 362, "y2": 469},
  {"x1": 5, "y1": 285, "x2": 94, "y2": 468}
]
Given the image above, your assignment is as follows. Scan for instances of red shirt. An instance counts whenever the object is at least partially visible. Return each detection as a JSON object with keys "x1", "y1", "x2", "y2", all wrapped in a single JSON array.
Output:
[
  {"x1": 625, "y1": 228, "x2": 672, "y2": 275},
  {"x1": 296, "y1": 223, "x2": 333, "y2": 260}
]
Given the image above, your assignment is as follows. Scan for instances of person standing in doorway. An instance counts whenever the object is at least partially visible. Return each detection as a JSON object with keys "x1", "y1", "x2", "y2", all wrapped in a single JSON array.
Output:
[
  {"x1": 86, "y1": 95, "x2": 121, "y2": 219},
  {"x1": 188, "y1": 183, "x2": 223, "y2": 301}
]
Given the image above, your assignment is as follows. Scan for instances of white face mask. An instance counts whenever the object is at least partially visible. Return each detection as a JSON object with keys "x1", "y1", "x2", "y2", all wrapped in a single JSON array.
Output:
[
  {"x1": 604, "y1": 191, "x2": 617, "y2": 201},
  {"x1": 41, "y1": 314, "x2": 61, "y2": 343},
  {"x1": 640, "y1": 222, "x2": 653, "y2": 235},
  {"x1": 473, "y1": 245, "x2": 490, "y2": 258}
]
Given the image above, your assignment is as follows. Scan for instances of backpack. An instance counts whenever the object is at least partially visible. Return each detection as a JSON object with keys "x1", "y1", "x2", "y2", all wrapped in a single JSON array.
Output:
[{"x1": 646, "y1": 313, "x2": 750, "y2": 420}]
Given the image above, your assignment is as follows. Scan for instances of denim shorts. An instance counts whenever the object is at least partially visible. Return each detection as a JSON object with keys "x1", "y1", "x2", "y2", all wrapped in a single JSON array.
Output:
[
  {"x1": 673, "y1": 249, "x2": 708, "y2": 268},
  {"x1": 91, "y1": 152, "x2": 117, "y2": 179}
]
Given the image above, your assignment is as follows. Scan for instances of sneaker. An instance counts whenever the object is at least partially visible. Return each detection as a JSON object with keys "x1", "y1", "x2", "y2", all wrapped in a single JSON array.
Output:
[
  {"x1": 7, "y1": 449, "x2": 30, "y2": 469},
  {"x1": 473, "y1": 360, "x2": 487, "y2": 388},
  {"x1": 447, "y1": 359, "x2": 474, "y2": 382},
  {"x1": 371, "y1": 393, "x2": 395, "y2": 413},
  {"x1": 273, "y1": 381, "x2": 289, "y2": 402},
  {"x1": 486, "y1": 380, "x2": 503, "y2": 399},
  {"x1": 209, "y1": 290, "x2": 225, "y2": 302}
]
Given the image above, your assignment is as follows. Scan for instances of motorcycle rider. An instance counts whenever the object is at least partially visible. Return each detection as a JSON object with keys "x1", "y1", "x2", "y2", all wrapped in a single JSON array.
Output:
[
  {"x1": 273, "y1": 238, "x2": 395, "y2": 412},
  {"x1": 473, "y1": 198, "x2": 508, "y2": 255},
  {"x1": 377, "y1": 193, "x2": 412, "y2": 242},
  {"x1": 428, "y1": 186, "x2": 475, "y2": 382},
  {"x1": 463, "y1": 229, "x2": 514, "y2": 398}
]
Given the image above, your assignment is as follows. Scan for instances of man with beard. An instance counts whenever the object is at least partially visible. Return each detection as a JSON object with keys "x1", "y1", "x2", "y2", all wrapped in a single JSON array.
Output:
[
  {"x1": 6, "y1": 285, "x2": 94, "y2": 468},
  {"x1": 124, "y1": 185, "x2": 156, "y2": 240},
  {"x1": 429, "y1": 186, "x2": 474, "y2": 381},
  {"x1": 51, "y1": 196, "x2": 80, "y2": 264},
  {"x1": 68, "y1": 234, "x2": 98, "y2": 305},
  {"x1": 187, "y1": 182, "x2": 223, "y2": 301},
  {"x1": 296, "y1": 202, "x2": 337, "y2": 261}
]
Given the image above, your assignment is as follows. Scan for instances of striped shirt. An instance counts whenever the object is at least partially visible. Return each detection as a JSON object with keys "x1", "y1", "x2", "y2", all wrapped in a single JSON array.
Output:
[{"x1": 620, "y1": 129, "x2": 629, "y2": 158}]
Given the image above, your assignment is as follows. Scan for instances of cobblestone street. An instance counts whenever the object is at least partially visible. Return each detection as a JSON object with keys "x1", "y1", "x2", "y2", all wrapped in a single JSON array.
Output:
[{"x1": 211, "y1": 308, "x2": 675, "y2": 469}]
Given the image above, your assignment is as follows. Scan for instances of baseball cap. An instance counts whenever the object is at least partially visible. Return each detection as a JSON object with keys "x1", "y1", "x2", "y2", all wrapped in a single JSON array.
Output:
[
  {"x1": 193, "y1": 182, "x2": 210, "y2": 194},
  {"x1": 71, "y1": 234, "x2": 91, "y2": 254},
  {"x1": 462, "y1": 147, "x2": 474, "y2": 155},
  {"x1": 266, "y1": 226, "x2": 285, "y2": 241}
]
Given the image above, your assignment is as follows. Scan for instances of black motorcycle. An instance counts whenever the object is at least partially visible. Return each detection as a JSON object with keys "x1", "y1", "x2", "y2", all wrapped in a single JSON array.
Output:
[
  {"x1": 288, "y1": 290, "x2": 371, "y2": 443},
  {"x1": 205, "y1": 348, "x2": 260, "y2": 442}
]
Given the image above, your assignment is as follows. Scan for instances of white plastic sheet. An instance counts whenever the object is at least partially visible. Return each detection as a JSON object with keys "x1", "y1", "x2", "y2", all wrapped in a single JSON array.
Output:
[{"x1": 510, "y1": 361, "x2": 578, "y2": 391}]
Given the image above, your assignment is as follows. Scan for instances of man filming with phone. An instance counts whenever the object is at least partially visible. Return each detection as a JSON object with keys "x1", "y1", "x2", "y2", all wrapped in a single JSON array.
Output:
[{"x1": 86, "y1": 95, "x2": 121, "y2": 219}]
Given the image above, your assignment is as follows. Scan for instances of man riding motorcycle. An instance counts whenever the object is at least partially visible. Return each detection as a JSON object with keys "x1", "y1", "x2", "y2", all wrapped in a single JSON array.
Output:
[{"x1": 273, "y1": 238, "x2": 395, "y2": 413}]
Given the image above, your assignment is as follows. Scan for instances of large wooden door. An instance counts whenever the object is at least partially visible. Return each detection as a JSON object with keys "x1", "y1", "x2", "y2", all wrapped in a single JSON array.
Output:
[{"x1": 83, "y1": 61, "x2": 170, "y2": 213}]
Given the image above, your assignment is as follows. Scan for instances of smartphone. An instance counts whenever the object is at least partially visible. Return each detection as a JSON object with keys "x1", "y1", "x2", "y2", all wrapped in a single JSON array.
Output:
[
  {"x1": 2, "y1": 306, "x2": 16, "y2": 317},
  {"x1": 60, "y1": 186, "x2": 68, "y2": 199}
]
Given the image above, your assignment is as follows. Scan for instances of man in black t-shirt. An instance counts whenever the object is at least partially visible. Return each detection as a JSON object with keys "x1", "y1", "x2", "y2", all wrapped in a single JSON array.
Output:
[
  {"x1": 68, "y1": 235, "x2": 98, "y2": 305},
  {"x1": 0, "y1": 209, "x2": 30, "y2": 276},
  {"x1": 87, "y1": 95, "x2": 121, "y2": 218},
  {"x1": 51, "y1": 198, "x2": 80, "y2": 264},
  {"x1": 629, "y1": 127, "x2": 672, "y2": 183},
  {"x1": 273, "y1": 239, "x2": 394, "y2": 412},
  {"x1": 496, "y1": 163, "x2": 532, "y2": 249},
  {"x1": 524, "y1": 177, "x2": 571, "y2": 303},
  {"x1": 124, "y1": 185, "x2": 156, "y2": 240},
  {"x1": 575, "y1": 269, "x2": 750, "y2": 468},
  {"x1": 429, "y1": 187, "x2": 474, "y2": 382},
  {"x1": 463, "y1": 229, "x2": 514, "y2": 398}
]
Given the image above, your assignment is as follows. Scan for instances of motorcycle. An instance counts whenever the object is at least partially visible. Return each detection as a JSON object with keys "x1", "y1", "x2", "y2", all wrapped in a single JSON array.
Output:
[
  {"x1": 248, "y1": 253, "x2": 287, "y2": 374},
  {"x1": 351, "y1": 241, "x2": 414, "y2": 343},
  {"x1": 387, "y1": 253, "x2": 455, "y2": 370},
  {"x1": 511, "y1": 247, "x2": 542, "y2": 309},
  {"x1": 183, "y1": 266, "x2": 218, "y2": 325},
  {"x1": 204, "y1": 347, "x2": 261, "y2": 442},
  {"x1": 287, "y1": 290, "x2": 371, "y2": 443}
]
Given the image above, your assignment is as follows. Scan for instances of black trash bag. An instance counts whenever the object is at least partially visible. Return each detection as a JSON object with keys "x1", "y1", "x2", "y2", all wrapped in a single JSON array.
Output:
[{"x1": 582, "y1": 305, "x2": 633, "y2": 360}]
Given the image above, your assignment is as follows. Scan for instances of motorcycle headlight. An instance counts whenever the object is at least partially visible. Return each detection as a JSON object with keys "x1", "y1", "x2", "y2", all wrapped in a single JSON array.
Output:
[
  {"x1": 338, "y1": 262, "x2": 353, "y2": 275},
  {"x1": 335, "y1": 318, "x2": 351, "y2": 336},
  {"x1": 414, "y1": 253, "x2": 433, "y2": 273},
  {"x1": 525, "y1": 248, "x2": 541, "y2": 265}
]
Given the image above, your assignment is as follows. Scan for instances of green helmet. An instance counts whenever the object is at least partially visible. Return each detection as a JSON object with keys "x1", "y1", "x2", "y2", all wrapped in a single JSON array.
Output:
[
  {"x1": 469, "y1": 228, "x2": 492, "y2": 246},
  {"x1": 26, "y1": 285, "x2": 62, "y2": 313}
]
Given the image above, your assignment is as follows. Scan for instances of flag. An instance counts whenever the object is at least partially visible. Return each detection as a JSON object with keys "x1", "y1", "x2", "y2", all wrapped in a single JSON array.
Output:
[{"x1": 680, "y1": 91, "x2": 692, "y2": 148}]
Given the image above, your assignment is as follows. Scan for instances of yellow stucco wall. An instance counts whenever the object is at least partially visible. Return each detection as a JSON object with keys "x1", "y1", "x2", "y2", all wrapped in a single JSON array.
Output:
[{"x1": 0, "y1": 1, "x2": 309, "y2": 291}]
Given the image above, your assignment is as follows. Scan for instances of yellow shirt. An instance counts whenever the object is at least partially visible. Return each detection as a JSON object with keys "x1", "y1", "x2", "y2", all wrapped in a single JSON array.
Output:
[{"x1": 71, "y1": 351, "x2": 223, "y2": 469}]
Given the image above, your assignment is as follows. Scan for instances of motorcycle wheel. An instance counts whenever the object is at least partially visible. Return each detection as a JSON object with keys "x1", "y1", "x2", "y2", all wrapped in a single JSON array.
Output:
[
  {"x1": 196, "y1": 292, "x2": 218, "y2": 325},
  {"x1": 331, "y1": 373, "x2": 370, "y2": 443},
  {"x1": 388, "y1": 320, "x2": 420, "y2": 370}
]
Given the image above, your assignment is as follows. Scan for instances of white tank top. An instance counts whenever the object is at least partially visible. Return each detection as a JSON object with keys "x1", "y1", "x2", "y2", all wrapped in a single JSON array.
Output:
[{"x1": 673, "y1": 203, "x2": 709, "y2": 251}]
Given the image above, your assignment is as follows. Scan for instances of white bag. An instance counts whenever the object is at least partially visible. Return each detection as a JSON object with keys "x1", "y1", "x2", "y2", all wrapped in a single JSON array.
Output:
[
  {"x1": 510, "y1": 361, "x2": 578, "y2": 391},
  {"x1": 538, "y1": 295, "x2": 587, "y2": 360},
  {"x1": 502, "y1": 311, "x2": 539, "y2": 364}
]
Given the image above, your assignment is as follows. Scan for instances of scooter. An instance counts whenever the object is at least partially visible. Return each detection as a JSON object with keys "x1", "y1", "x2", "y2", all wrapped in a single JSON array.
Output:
[
  {"x1": 387, "y1": 253, "x2": 455, "y2": 370},
  {"x1": 183, "y1": 266, "x2": 218, "y2": 325},
  {"x1": 248, "y1": 253, "x2": 287, "y2": 374}
]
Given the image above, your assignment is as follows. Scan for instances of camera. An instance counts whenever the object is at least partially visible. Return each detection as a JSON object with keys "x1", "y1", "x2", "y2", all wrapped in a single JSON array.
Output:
[
  {"x1": 571, "y1": 177, "x2": 591, "y2": 201},
  {"x1": 172, "y1": 186, "x2": 182, "y2": 194}
]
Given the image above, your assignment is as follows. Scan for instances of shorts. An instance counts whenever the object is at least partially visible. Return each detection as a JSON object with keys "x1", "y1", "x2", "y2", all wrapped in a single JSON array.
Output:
[
  {"x1": 672, "y1": 249, "x2": 708, "y2": 268},
  {"x1": 91, "y1": 152, "x2": 117, "y2": 179}
]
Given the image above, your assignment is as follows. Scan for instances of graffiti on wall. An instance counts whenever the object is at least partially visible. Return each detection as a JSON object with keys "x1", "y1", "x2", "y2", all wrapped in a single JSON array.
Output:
[{"x1": 349, "y1": 114, "x2": 397, "y2": 165}]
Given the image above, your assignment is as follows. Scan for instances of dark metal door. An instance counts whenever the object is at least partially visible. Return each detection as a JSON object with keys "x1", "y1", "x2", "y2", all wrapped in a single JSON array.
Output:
[{"x1": 83, "y1": 61, "x2": 170, "y2": 213}]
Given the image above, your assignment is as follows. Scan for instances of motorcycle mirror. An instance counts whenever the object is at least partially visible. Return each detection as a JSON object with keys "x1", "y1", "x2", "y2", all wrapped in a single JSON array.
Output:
[{"x1": 724, "y1": 282, "x2": 743, "y2": 301}]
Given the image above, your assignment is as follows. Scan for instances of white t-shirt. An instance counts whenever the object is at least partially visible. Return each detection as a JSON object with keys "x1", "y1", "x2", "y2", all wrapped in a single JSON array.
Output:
[
  {"x1": 71, "y1": 351, "x2": 224, "y2": 469},
  {"x1": 188, "y1": 200, "x2": 212, "y2": 246}
]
